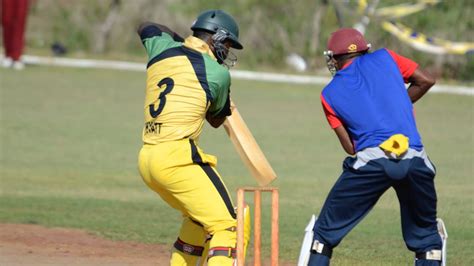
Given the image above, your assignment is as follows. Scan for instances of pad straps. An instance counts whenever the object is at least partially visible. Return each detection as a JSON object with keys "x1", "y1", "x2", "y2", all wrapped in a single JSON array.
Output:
[
  {"x1": 311, "y1": 240, "x2": 333, "y2": 258},
  {"x1": 416, "y1": 250, "x2": 442, "y2": 261},
  {"x1": 173, "y1": 238, "x2": 204, "y2": 256},
  {"x1": 208, "y1": 247, "x2": 236, "y2": 259}
]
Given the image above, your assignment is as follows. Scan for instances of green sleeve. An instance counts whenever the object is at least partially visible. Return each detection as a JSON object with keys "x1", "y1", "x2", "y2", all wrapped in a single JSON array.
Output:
[
  {"x1": 142, "y1": 32, "x2": 181, "y2": 60},
  {"x1": 206, "y1": 63, "x2": 231, "y2": 117}
]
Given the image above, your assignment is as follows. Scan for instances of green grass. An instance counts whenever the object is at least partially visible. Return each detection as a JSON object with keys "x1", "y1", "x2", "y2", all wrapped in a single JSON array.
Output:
[{"x1": 1, "y1": 66, "x2": 473, "y2": 265}]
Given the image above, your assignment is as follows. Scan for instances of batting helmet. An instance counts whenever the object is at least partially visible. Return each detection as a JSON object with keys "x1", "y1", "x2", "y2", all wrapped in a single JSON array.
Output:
[
  {"x1": 191, "y1": 10, "x2": 243, "y2": 50},
  {"x1": 326, "y1": 28, "x2": 370, "y2": 56}
]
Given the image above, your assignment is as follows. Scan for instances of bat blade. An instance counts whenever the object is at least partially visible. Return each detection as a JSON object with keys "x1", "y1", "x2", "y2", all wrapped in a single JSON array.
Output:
[{"x1": 223, "y1": 103, "x2": 277, "y2": 186}]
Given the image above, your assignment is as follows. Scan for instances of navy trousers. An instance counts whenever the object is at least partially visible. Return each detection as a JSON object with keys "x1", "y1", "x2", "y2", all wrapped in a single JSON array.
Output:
[{"x1": 308, "y1": 149, "x2": 442, "y2": 266}]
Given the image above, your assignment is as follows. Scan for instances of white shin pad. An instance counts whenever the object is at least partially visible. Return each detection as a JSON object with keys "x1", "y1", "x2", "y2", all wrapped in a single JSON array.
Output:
[
  {"x1": 437, "y1": 218, "x2": 448, "y2": 266},
  {"x1": 297, "y1": 215, "x2": 317, "y2": 266}
]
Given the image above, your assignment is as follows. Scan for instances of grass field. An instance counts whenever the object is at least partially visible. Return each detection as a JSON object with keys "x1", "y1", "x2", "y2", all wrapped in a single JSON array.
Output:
[{"x1": 1, "y1": 65, "x2": 473, "y2": 265}]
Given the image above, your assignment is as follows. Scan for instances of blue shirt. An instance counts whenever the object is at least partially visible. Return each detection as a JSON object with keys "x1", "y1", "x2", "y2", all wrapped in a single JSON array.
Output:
[{"x1": 321, "y1": 49, "x2": 423, "y2": 152}]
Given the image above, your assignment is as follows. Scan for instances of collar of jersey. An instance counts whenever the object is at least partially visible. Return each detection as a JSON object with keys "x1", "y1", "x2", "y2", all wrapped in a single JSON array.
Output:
[
  {"x1": 184, "y1": 36, "x2": 216, "y2": 60},
  {"x1": 341, "y1": 59, "x2": 354, "y2": 70}
]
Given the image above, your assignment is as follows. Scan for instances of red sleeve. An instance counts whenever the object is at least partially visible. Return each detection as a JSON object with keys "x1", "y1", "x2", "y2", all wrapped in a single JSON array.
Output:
[
  {"x1": 321, "y1": 94, "x2": 342, "y2": 129},
  {"x1": 386, "y1": 49, "x2": 418, "y2": 83}
]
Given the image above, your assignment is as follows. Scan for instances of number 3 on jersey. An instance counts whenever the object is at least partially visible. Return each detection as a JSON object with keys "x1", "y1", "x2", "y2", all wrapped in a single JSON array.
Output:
[{"x1": 149, "y1": 77, "x2": 174, "y2": 118}]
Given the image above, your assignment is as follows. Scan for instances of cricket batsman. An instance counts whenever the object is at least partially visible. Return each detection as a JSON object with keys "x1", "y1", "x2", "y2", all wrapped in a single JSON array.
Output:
[
  {"x1": 303, "y1": 28, "x2": 444, "y2": 266},
  {"x1": 137, "y1": 10, "x2": 249, "y2": 265}
]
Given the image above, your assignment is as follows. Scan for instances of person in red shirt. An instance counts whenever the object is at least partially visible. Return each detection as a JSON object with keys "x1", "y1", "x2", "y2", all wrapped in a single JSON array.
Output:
[{"x1": 1, "y1": 0, "x2": 30, "y2": 70}]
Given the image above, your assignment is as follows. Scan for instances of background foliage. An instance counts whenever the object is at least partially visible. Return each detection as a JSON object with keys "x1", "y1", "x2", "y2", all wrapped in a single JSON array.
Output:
[{"x1": 25, "y1": 0, "x2": 474, "y2": 81}]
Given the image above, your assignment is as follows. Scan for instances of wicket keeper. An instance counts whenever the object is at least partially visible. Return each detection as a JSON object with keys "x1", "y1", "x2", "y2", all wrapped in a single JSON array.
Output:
[
  {"x1": 306, "y1": 28, "x2": 443, "y2": 266},
  {"x1": 137, "y1": 10, "x2": 246, "y2": 266}
]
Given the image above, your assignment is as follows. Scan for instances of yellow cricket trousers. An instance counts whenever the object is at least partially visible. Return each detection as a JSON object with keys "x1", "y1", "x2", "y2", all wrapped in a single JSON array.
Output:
[{"x1": 138, "y1": 138, "x2": 237, "y2": 265}]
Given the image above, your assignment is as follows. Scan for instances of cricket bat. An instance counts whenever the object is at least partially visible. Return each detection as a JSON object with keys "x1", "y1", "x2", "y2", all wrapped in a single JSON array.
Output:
[{"x1": 223, "y1": 100, "x2": 277, "y2": 186}]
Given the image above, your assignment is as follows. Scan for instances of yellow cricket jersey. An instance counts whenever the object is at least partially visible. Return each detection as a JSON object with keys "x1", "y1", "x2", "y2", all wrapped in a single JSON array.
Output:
[{"x1": 140, "y1": 26, "x2": 231, "y2": 144}]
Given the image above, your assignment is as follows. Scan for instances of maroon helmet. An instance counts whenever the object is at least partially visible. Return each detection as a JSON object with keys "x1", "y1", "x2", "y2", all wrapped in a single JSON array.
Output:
[{"x1": 326, "y1": 28, "x2": 371, "y2": 56}]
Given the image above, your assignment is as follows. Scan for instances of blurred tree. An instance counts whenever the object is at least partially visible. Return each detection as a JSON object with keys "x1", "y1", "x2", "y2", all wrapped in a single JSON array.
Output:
[
  {"x1": 24, "y1": 0, "x2": 474, "y2": 81},
  {"x1": 308, "y1": 0, "x2": 329, "y2": 68},
  {"x1": 93, "y1": 0, "x2": 121, "y2": 53}
]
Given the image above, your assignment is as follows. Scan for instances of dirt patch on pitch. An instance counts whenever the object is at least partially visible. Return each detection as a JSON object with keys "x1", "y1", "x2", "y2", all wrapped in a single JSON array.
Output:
[
  {"x1": 0, "y1": 223, "x2": 170, "y2": 266},
  {"x1": 0, "y1": 223, "x2": 291, "y2": 265}
]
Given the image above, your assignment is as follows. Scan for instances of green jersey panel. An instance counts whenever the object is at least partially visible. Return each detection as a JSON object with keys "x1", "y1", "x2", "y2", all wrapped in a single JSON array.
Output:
[
  {"x1": 142, "y1": 32, "x2": 182, "y2": 60},
  {"x1": 204, "y1": 54, "x2": 231, "y2": 116}
]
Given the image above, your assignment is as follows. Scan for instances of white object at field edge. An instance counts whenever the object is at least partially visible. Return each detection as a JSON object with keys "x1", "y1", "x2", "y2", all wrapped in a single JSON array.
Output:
[
  {"x1": 286, "y1": 53, "x2": 307, "y2": 72},
  {"x1": 3, "y1": 55, "x2": 471, "y2": 96}
]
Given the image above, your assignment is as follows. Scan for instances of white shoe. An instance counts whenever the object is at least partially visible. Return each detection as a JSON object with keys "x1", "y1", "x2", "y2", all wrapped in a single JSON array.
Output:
[
  {"x1": 2, "y1": 57, "x2": 13, "y2": 68},
  {"x1": 12, "y1": 61, "x2": 25, "y2": 70}
]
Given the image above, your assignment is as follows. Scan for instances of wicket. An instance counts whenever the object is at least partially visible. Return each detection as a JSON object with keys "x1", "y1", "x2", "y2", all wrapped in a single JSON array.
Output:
[{"x1": 237, "y1": 187, "x2": 279, "y2": 266}]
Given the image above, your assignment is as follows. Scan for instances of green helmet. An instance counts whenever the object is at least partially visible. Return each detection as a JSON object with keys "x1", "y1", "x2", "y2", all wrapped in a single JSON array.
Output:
[{"x1": 191, "y1": 10, "x2": 243, "y2": 50}]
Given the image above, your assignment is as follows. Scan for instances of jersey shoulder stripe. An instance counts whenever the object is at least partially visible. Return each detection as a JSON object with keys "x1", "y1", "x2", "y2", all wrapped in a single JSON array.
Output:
[
  {"x1": 147, "y1": 46, "x2": 183, "y2": 68},
  {"x1": 139, "y1": 25, "x2": 164, "y2": 41}
]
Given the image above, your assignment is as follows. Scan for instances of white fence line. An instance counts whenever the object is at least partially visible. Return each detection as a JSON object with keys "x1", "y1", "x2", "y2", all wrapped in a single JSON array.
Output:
[
  {"x1": 19, "y1": 55, "x2": 474, "y2": 96},
  {"x1": 22, "y1": 55, "x2": 145, "y2": 71}
]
